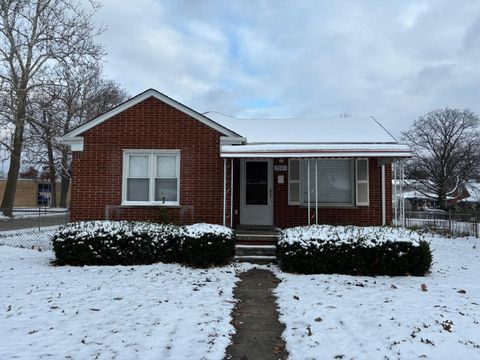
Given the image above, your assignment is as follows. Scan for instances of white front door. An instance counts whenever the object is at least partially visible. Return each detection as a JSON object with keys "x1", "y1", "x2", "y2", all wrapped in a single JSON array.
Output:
[{"x1": 240, "y1": 159, "x2": 273, "y2": 225}]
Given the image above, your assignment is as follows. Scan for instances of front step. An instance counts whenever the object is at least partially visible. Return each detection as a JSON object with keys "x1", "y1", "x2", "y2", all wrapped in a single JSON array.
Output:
[
  {"x1": 235, "y1": 244, "x2": 276, "y2": 257},
  {"x1": 234, "y1": 255, "x2": 277, "y2": 264},
  {"x1": 234, "y1": 229, "x2": 279, "y2": 264}
]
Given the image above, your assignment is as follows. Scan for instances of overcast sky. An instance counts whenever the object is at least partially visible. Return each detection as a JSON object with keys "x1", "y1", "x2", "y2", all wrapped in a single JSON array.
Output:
[{"x1": 94, "y1": 0, "x2": 480, "y2": 138}]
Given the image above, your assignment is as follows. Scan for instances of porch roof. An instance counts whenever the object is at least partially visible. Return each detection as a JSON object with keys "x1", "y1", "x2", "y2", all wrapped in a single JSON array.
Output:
[{"x1": 220, "y1": 143, "x2": 411, "y2": 158}]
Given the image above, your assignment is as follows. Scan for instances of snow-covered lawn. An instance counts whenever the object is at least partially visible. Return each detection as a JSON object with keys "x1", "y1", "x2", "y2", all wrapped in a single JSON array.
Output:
[
  {"x1": 0, "y1": 246, "x2": 249, "y2": 359},
  {"x1": 275, "y1": 234, "x2": 480, "y2": 359}
]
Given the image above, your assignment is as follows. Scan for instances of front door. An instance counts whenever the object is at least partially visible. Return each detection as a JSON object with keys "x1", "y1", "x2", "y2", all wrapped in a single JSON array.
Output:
[{"x1": 240, "y1": 159, "x2": 273, "y2": 225}]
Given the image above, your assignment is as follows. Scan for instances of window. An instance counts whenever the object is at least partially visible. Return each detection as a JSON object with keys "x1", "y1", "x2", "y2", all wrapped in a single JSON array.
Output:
[
  {"x1": 288, "y1": 158, "x2": 369, "y2": 206},
  {"x1": 301, "y1": 159, "x2": 354, "y2": 205},
  {"x1": 123, "y1": 150, "x2": 180, "y2": 205},
  {"x1": 37, "y1": 183, "x2": 52, "y2": 206}
]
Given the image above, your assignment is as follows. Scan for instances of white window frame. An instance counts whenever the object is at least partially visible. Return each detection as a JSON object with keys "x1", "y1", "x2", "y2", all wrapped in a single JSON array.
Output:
[
  {"x1": 300, "y1": 158, "x2": 355, "y2": 206},
  {"x1": 122, "y1": 149, "x2": 180, "y2": 206},
  {"x1": 355, "y1": 158, "x2": 369, "y2": 206},
  {"x1": 288, "y1": 159, "x2": 301, "y2": 205}
]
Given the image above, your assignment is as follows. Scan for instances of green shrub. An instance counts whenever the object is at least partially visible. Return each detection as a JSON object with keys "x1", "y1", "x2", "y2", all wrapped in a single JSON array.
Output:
[
  {"x1": 277, "y1": 225, "x2": 432, "y2": 276},
  {"x1": 52, "y1": 221, "x2": 235, "y2": 267},
  {"x1": 52, "y1": 221, "x2": 182, "y2": 266},
  {"x1": 180, "y1": 223, "x2": 235, "y2": 267}
]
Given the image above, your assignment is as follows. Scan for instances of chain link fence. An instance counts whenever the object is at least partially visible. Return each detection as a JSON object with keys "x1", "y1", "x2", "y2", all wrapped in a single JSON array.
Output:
[
  {"x1": 0, "y1": 208, "x2": 69, "y2": 250},
  {"x1": 404, "y1": 210, "x2": 480, "y2": 237}
]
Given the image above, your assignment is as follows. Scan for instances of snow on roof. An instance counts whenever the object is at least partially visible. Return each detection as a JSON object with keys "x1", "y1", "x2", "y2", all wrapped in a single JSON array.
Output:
[
  {"x1": 205, "y1": 112, "x2": 398, "y2": 144},
  {"x1": 220, "y1": 143, "x2": 411, "y2": 158},
  {"x1": 464, "y1": 182, "x2": 480, "y2": 202}
]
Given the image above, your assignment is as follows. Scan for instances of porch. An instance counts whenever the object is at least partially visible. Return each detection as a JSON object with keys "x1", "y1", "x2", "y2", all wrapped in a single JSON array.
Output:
[{"x1": 220, "y1": 145, "x2": 410, "y2": 229}]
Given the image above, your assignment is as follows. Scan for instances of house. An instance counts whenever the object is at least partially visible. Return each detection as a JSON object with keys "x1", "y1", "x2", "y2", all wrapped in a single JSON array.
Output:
[
  {"x1": 0, "y1": 178, "x2": 69, "y2": 208},
  {"x1": 59, "y1": 89, "x2": 411, "y2": 228},
  {"x1": 396, "y1": 179, "x2": 477, "y2": 211}
]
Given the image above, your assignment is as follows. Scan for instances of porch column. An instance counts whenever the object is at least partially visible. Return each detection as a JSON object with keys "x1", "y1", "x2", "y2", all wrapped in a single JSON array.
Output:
[
  {"x1": 393, "y1": 161, "x2": 397, "y2": 225},
  {"x1": 315, "y1": 160, "x2": 318, "y2": 225},
  {"x1": 381, "y1": 164, "x2": 386, "y2": 226},
  {"x1": 223, "y1": 158, "x2": 226, "y2": 226},
  {"x1": 307, "y1": 159, "x2": 311, "y2": 225},
  {"x1": 230, "y1": 158, "x2": 234, "y2": 228}
]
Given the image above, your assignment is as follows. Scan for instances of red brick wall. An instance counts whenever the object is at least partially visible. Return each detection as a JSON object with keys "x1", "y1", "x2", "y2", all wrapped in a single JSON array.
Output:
[
  {"x1": 70, "y1": 96, "x2": 226, "y2": 224},
  {"x1": 272, "y1": 158, "x2": 392, "y2": 227},
  {"x1": 70, "y1": 96, "x2": 393, "y2": 227}
]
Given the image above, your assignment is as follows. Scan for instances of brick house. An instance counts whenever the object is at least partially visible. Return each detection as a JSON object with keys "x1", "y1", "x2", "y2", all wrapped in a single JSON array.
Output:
[{"x1": 60, "y1": 89, "x2": 410, "y2": 228}]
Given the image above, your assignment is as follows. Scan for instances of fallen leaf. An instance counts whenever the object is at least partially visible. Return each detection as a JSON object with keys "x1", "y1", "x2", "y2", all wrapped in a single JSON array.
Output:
[
  {"x1": 457, "y1": 289, "x2": 466, "y2": 294},
  {"x1": 421, "y1": 284, "x2": 428, "y2": 292}
]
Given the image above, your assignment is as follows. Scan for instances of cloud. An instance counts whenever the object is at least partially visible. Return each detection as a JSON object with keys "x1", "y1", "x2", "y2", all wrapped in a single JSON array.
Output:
[{"x1": 94, "y1": 0, "x2": 480, "y2": 138}]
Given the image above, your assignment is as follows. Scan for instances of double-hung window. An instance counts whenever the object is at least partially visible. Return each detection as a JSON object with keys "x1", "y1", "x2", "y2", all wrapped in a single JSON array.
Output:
[{"x1": 123, "y1": 150, "x2": 180, "y2": 205}]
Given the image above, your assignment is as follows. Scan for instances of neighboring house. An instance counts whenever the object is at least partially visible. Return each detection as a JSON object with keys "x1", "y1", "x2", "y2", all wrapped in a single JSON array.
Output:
[
  {"x1": 399, "y1": 180, "x2": 476, "y2": 211},
  {"x1": 59, "y1": 89, "x2": 410, "y2": 228},
  {"x1": 0, "y1": 178, "x2": 69, "y2": 208}
]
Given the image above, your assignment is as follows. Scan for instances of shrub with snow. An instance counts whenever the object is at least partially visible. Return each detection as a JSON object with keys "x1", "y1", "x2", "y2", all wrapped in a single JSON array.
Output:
[
  {"x1": 181, "y1": 223, "x2": 235, "y2": 267},
  {"x1": 52, "y1": 221, "x2": 234, "y2": 267},
  {"x1": 52, "y1": 221, "x2": 183, "y2": 266},
  {"x1": 277, "y1": 225, "x2": 432, "y2": 276}
]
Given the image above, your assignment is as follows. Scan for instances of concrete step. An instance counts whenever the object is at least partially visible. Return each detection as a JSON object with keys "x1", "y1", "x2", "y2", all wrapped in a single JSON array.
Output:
[
  {"x1": 235, "y1": 233, "x2": 279, "y2": 243},
  {"x1": 235, "y1": 244, "x2": 276, "y2": 257},
  {"x1": 234, "y1": 255, "x2": 277, "y2": 264}
]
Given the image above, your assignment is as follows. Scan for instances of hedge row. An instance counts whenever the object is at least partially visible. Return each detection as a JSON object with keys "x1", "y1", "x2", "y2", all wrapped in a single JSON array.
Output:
[
  {"x1": 52, "y1": 221, "x2": 234, "y2": 267},
  {"x1": 277, "y1": 225, "x2": 432, "y2": 276}
]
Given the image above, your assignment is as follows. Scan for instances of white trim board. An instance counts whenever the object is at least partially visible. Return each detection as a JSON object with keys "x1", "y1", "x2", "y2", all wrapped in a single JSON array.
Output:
[{"x1": 60, "y1": 89, "x2": 242, "y2": 140}]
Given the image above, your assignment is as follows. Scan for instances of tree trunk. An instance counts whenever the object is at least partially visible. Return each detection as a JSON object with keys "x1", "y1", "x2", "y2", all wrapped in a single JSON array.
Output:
[
  {"x1": 0, "y1": 92, "x2": 27, "y2": 217},
  {"x1": 59, "y1": 175, "x2": 70, "y2": 208},
  {"x1": 46, "y1": 136, "x2": 57, "y2": 208}
]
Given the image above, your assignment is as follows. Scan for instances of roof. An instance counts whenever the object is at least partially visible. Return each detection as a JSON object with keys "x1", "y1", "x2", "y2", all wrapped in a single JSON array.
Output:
[
  {"x1": 59, "y1": 88, "x2": 411, "y2": 157},
  {"x1": 220, "y1": 143, "x2": 411, "y2": 158},
  {"x1": 61, "y1": 89, "x2": 241, "y2": 139},
  {"x1": 204, "y1": 112, "x2": 398, "y2": 144}
]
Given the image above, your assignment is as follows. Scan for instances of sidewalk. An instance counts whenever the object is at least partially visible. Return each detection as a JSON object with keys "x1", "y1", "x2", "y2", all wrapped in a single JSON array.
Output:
[{"x1": 225, "y1": 268, "x2": 287, "y2": 360}]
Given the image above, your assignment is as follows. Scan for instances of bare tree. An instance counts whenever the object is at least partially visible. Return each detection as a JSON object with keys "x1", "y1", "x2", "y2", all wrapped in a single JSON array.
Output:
[
  {"x1": 402, "y1": 108, "x2": 480, "y2": 209},
  {"x1": 0, "y1": 0, "x2": 103, "y2": 216},
  {"x1": 23, "y1": 61, "x2": 127, "y2": 207}
]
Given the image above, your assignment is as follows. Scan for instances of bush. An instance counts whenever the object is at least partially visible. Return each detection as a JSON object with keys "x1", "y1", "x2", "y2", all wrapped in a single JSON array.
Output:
[
  {"x1": 277, "y1": 225, "x2": 432, "y2": 276},
  {"x1": 52, "y1": 221, "x2": 235, "y2": 267},
  {"x1": 52, "y1": 221, "x2": 183, "y2": 266},
  {"x1": 181, "y1": 223, "x2": 235, "y2": 267}
]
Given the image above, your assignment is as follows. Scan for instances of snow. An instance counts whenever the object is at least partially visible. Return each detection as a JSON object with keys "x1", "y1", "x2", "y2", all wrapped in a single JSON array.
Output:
[
  {"x1": 205, "y1": 111, "x2": 398, "y2": 144},
  {"x1": 0, "y1": 246, "x2": 251, "y2": 359},
  {"x1": 221, "y1": 143, "x2": 411, "y2": 158},
  {"x1": 464, "y1": 182, "x2": 480, "y2": 203},
  {"x1": 279, "y1": 225, "x2": 424, "y2": 248},
  {"x1": 274, "y1": 234, "x2": 480, "y2": 359},
  {"x1": 183, "y1": 223, "x2": 233, "y2": 238},
  {"x1": 53, "y1": 220, "x2": 181, "y2": 244}
]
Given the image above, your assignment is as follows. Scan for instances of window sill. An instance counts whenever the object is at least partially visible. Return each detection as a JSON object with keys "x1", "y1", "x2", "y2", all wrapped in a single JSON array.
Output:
[
  {"x1": 298, "y1": 204, "x2": 359, "y2": 209},
  {"x1": 120, "y1": 203, "x2": 181, "y2": 208}
]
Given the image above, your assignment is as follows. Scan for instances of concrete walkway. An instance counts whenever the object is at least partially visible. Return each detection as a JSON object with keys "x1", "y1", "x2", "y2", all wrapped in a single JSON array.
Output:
[{"x1": 225, "y1": 269, "x2": 287, "y2": 360}]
